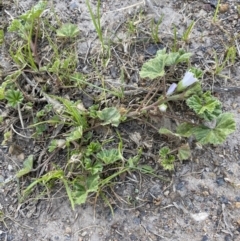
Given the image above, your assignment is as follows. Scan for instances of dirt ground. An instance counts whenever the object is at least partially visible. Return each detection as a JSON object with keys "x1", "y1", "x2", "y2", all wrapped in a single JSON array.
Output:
[{"x1": 1, "y1": 0, "x2": 240, "y2": 240}]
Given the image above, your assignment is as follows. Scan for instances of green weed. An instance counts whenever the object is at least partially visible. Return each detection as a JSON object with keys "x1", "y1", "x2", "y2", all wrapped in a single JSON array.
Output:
[
  {"x1": 213, "y1": 0, "x2": 221, "y2": 22},
  {"x1": 182, "y1": 20, "x2": 195, "y2": 43},
  {"x1": 86, "y1": 0, "x2": 104, "y2": 50},
  {"x1": 150, "y1": 16, "x2": 163, "y2": 43}
]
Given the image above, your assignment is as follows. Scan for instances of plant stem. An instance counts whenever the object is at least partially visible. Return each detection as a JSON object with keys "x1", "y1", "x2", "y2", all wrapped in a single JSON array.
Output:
[
  {"x1": 127, "y1": 92, "x2": 186, "y2": 117},
  {"x1": 17, "y1": 103, "x2": 25, "y2": 129}
]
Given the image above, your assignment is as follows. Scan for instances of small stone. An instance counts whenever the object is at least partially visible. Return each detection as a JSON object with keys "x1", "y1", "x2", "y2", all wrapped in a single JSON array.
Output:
[
  {"x1": 176, "y1": 181, "x2": 185, "y2": 190},
  {"x1": 202, "y1": 191, "x2": 209, "y2": 196},
  {"x1": 235, "y1": 202, "x2": 240, "y2": 208},
  {"x1": 8, "y1": 164, "x2": 13, "y2": 171},
  {"x1": 65, "y1": 226, "x2": 72, "y2": 234},
  {"x1": 219, "y1": 4, "x2": 229, "y2": 13},
  {"x1": 81, "y1": 231, "x2": 87, "y2": 237},
  {"x1": 164, "y1": 190, "x2": 170, "y2": 196},
  {"x1": 220, "y1": 196, "x2": 229, "y2": 204},
  {"x1": 202, "y1": 234, "x2": 209, "y2": 241},
  {"x1": 191, "y1": 212, "x2": 209, "y2": 222},
  {"x1": 224, "y1": 234, "x2": 232, "y2": 241},
  {"x1": 216, "y1": 177, "x2": 225, "y2": 186},
  {"x1": 69, "y1": 1, "x2": 78, "y2": 10},
  {"x1": 232, "y1": 103, "x2": 238, "y2": 109}
]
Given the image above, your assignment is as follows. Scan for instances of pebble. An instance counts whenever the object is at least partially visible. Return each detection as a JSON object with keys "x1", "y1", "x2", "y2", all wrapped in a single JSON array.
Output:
[
  {"x1": 202, "y1": 234, "x2": 209, "y2": 241},
  {"x1": 65, "y1": 226, "x2": 72, "y2": 234},
  {"x1": 164, "y1": 190, "x2": 170, "y2": 196},
  {"x1": 176, "y1": 181, "x2": 185, "y2": 190},
  {"x1": 8, "y1": 164, "x2": 13, "y2": 171},
  {"x1": 202, "y1": 191, "x2": 209, "y2": 196},
  {"x1": 69, "y1": 1, "x2": 78, "y2": 10},
  {"x1": 235, "y1": 202, "x2": 240, "y2": 208},
  {"x1": 209, "y1": 0, "x2": 218, "y2": 8},
  {"x1": 224, "y1": 234, "x2": 232, "y2": 241},
  {"x1": 216, "y1": 177, "x2": 225, "y2": 186},
  {"x1": 130, "y1": 234, "x2": 138, "y2": 241},
  {"x1": 81, "y1": 231, "x2": 87, "y2": 237},
  {"x1": 220, "y1": 195, "x2": 229, "y2": 204},
  {"x1": 191, "y1": 212, "x2": 209, "y2": 222},
  {"x1": 219, "y1": 4, "x2": 229, "y2": 13}
]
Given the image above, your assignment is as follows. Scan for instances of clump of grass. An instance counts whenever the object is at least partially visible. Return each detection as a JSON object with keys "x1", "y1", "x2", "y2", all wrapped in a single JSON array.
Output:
[{"x1": 213, "y1": 0, "x2": 221, "y2": 22}]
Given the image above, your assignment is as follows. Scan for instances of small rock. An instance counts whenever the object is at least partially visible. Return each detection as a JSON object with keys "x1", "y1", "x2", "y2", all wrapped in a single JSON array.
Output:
[
  {"x1": 130, "y1": 234, "x2": 138, "y2": 241},
  {"x1": 209, "y1": 0, "x2": 218, "y2": 8},
  {"x1": 216, "y1": 177, "x2": 225, "y2": 186},
  {"x1": 232, "y1": 103, "x2": 238, "y2": 109},
  {"x1": 202, "y1": 234, "x2": 209, "y2": 241},
  {"x1": 237, "y1": 219, "x2": 240, "y2": 225},
  {"x1": 224, "y1": 234, "x2": 232, "y2": 241},
  {"x1": 8, "y1": 164, "x2": 13, "y2": 171},
  {"x1": 191, "y1": 212, "x2": 209, "y2": 222},
  {"x1": 220, "y1": 195, "x2": 229, "y2": 204},
  {"x1": 69, "y1": 1, "x2": 78, "y2": 10},
  {"x1": 176, "y1": 181, "x2": 185, "y2": 190},
  {"x1": 81, "y1": 231, "x2": 87, "y2": 237},
  {"x1": 219, "y1": 4, "x2": 229, "y2": 13},
  {"x1": 164, "y1": 190, "x2": 170, "y2": 196},
  {"x1": 202, "y1": 191, "x2": 209, "y2": 196},
  {"x1": 65, "y1": 226, "x2": 72, "y2": 234},
  {"x1": 235, "y1": 202, "x2": 240, "y2": 208}
]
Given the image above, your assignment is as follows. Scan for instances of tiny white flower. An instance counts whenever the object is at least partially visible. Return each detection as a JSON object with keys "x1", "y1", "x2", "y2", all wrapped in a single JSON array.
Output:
[
  {"x1": 182, "y1": 71, "x2": 197, "y2": 87},
  {"x1": 177, "y1": 71, "x2": 198, "y2": 92},
  {"x1": 159, "y1": 103, "x2": 167, "y2": 112},
  {"x1": 166, "y1": 83, "x2": 177, "y2": 96}
]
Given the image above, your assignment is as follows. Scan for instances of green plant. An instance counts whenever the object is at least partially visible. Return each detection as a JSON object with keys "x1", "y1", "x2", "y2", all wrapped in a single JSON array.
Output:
[
  {"x1": 213, "y1": 0, "x2": 221, "y2": 22},
  {"x1": 212, "y1": 45, "x2": 237, "y2": 77},
  {"x1": 8, "y1": 1, "x2": 47, "y2": 70},
  {"x1": 0, "y1": 29, "x2": 4, "y2": 45},
  {"x1": 56, "y1": 23, "x2": 80, "y2": 39},
  {"x1": 182, "y1": 20, "x2": 195, "y2": 43},
  {"x1": 129, "y1": 48, "x2": 235, "y2": 170},
  {"x1": 1, "y1": 2, "x2": 236, "y2": 210},
  {"x1": 86, "y1": 0, "x2": 104, "y2": 50},
  {"x1": 5, "y1": 89, "x2": 25, "y2": 129},
  {"x1": 150, "y1": 16, "x2": 163, "y2": 43}
]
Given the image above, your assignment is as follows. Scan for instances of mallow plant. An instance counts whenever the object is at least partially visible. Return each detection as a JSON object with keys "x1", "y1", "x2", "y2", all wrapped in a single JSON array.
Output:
[{"x1": 129, "y1": 48, "x2": 235, "y2": 170}]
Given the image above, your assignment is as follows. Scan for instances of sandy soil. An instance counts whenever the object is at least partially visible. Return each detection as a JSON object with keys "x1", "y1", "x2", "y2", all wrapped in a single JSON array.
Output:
[{"x1": 0, "y1": 0, "x2": 240, "y2": 240}]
